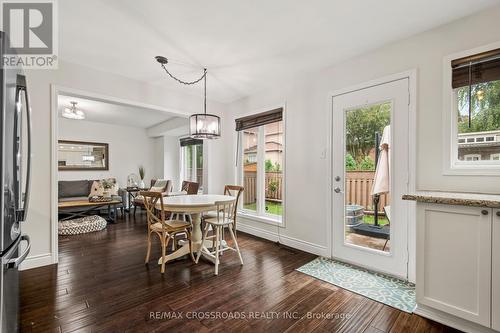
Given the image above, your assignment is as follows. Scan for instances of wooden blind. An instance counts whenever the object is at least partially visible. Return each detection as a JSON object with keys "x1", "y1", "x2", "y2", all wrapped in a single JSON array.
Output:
[
  {"x1": 179, "y1": 137, "x2": 203, "y2": 147},
  {"x1": 451, "y1": 48, "x2": 500, "y2": 89},
  {"x1": 235, "y1": 107, "x2": 283, "y2": 131}
]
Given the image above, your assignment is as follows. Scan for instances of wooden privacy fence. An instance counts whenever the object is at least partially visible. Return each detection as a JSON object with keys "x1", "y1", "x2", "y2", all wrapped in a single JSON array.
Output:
[
  {"x1": 243, "y1": 171, "x2": 283, "y2": 204},
  {"x1": 244, "y1": 172, "x2": 257, "y2": 204},
  {"x1": 243, "y1": 170, "x2": 389, "y2": 212},
  {"x1": 345, "y1": 171, "x2": 390, "y2": 212},
  {"x1": 265, "y1": 171, "x2": 283, "y2": 201}
]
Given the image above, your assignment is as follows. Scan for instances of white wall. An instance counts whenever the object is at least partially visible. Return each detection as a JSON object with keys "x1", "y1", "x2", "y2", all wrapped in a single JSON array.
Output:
[
  {"x1": 58, "y1": 118, "x2": 158, "y2": 186},
  {"x1": 163, "y1": 135, "x2": 181, "y2": 190},
  {"x1": 220, "y1": 6, "x2": 500, "y2": 258},
  {"x1": 22, "y1": 60, "x2": 229, "y2": 270},
  {"x1": 153, "y1": 136, "x2": 165, "y2": 181}
]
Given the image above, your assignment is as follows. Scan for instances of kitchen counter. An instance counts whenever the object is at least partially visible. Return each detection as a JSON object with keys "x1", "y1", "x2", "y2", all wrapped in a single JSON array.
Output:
[{"x1": 402, "y1": 191, "x2": 500, "y2": 208}]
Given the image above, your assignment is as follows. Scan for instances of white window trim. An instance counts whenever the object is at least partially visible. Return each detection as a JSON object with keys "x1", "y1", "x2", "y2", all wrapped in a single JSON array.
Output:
[
  {"x1": 442, "y1": 41, "x2": 500, "y2": 176},
  {"x1": 491, "y1": 153, "x2": 500, "y2": 161},
  {"x1": 235, "y1": 104, "x2": 286, "y2": 226},
  {"x1": 179, "y1": 139, "x2": 204, "y2": 191},
  {"x1": 463, "y1": 154, "x2": 481, "y2": 161}
]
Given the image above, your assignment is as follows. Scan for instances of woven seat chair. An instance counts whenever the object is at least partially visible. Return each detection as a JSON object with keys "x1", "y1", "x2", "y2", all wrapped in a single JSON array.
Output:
[{"x1": 141, "y1": 191, "x2": 194, "y2": 273}]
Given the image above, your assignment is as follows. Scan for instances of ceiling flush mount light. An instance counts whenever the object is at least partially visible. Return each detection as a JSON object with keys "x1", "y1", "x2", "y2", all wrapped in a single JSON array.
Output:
[
  {"x1": 62, "y1": 101, "x2": 85, "y2": 120},
  {"x1": 155, "y1": 56, "x2": 220, "y2": 139}
]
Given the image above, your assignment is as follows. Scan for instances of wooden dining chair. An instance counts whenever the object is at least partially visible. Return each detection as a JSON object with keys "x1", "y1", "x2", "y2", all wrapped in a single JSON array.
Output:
[
  {"x1": 181, "y1": 181, "x2": 200, "y2": 194},
  {"x1": 141, "y1": 191, "x2": 194, "y2": 273},
  {"x1": 223, "y1": 185, "x2": 244, "y2": 235},
  {"x1": 196, "y1": 199, "x2": 243, "y2": 275},
  {"x1": 173, "y1": 181, "x2": 199, "y2": 225},
  {"x1": 202, "y1": 185, "x2": 244, "y2": 240}
]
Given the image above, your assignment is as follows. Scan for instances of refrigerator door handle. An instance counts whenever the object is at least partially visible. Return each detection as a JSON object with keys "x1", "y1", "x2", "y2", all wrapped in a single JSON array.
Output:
[
  {"x1": 14, "y1": 75, "x2": 32, "y2": 222},
  {"x1": 6, "y1": 234, "x2": 30, "y2": 269}
]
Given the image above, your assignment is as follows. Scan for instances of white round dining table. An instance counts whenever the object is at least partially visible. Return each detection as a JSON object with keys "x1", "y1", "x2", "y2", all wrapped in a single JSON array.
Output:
[{"x1": 155, "y1": 194, "x2": 235, "y2": 265}]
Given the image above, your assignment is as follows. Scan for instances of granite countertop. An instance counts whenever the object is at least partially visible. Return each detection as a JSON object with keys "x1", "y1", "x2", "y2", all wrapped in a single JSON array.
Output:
[{"x1": 402, "y1": 191, "x2": 500, "y2": 208}]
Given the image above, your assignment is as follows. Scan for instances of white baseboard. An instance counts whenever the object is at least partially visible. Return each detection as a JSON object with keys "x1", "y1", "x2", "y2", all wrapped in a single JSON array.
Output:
[
  {"x1": 19, "y1": 253, "x2": 55, "y2": 271},
  {"x1": 237, "y1": 222, "x2": 328, "y2": 257},
  {"x1": 415, "y1": 304, "x2": 497, "y2": 333}
]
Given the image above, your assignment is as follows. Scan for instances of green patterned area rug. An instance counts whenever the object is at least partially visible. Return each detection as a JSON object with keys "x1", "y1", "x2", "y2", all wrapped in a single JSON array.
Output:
[{"x1": 297, "y1": 257, "x2": 416, "y2": 313}]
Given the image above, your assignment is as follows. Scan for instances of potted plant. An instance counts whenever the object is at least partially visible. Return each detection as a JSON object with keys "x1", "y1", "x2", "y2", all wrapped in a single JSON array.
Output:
[{"x1": 138, "y1": 165, "x2": 146, "y2": 189}]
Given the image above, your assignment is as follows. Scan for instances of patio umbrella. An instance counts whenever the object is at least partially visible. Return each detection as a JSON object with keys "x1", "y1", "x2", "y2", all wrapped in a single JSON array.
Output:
[
  {"x1": 370, "y1": 125, "x2": 390, "y2": 227},
  {"x1": 372, "y1": 125, "x2": 391, "y2": 196}
]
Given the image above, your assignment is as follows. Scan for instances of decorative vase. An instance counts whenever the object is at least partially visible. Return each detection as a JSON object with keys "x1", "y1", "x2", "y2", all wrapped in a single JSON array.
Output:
[{"x1": 139, "y1": 179, "x2": 145, "y2": 189}]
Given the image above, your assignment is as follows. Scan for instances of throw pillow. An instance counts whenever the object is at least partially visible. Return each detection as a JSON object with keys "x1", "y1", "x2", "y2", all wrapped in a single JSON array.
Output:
[
  {"x1": 89, "y1": 181, "x2": 104, "y2": 197},
  {"x1": 150, "y1": 179, "x2": 168, "y2": 193},
  {"x1": 100, "y1": 178, "x2": 119, "y2": 195},
  {"x1": 107, "y1": 178, "x2": 119, "y2": 195}
]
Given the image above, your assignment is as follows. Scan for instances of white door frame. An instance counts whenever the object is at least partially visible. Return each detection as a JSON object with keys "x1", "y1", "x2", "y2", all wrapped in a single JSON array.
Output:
[
  {"x1": 326, "y1": 70, "x2": 417, "y2": 282},
  {"x1": 49, "y1": 85, "x2": 189, "y2": 265}
]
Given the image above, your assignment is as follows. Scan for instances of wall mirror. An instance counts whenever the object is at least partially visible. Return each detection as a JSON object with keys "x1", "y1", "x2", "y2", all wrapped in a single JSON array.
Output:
[{"x1": 58, "y1": 140, "x2": 109, "y2": 171}]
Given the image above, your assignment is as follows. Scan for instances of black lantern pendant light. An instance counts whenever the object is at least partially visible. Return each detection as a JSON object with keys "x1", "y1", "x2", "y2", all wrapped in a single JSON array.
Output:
[{"x1": 155, "y1": 56, "x2": 221, "y2": 139}]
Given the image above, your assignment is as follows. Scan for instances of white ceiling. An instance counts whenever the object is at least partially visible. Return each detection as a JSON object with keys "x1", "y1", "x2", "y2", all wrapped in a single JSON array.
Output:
[
  {"x1": 59, "y1": 0, "x2": 500, "y2": 103},
  {"x1": 57, "y1": 95, "x2": 180, "y2": 128}
]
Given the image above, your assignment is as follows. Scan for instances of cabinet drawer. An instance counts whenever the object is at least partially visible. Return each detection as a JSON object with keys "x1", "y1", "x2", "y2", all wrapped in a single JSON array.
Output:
[{"x1": 416, "y1": 204, "x2": 491, "y2": 327}]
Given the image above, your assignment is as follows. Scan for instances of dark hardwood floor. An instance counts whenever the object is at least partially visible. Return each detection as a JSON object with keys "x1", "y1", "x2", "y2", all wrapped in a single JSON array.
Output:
[{"x1": 20, "y1": 213, "x2": 461, "y2": 333}]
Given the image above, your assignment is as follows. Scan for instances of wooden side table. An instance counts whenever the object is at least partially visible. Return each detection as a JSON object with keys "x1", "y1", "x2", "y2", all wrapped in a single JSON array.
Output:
[{"x1": 123, "y1": 187, "x2": 148, "y2": 213}]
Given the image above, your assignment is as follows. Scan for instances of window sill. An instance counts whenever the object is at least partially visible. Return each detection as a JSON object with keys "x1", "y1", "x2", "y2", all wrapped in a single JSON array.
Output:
[
  {"x1": 443, "y1": 163, "x2": 500, "y2": 176},
  {"x1": 237, "y1": 211, "x2": 284, "y2": 227}
]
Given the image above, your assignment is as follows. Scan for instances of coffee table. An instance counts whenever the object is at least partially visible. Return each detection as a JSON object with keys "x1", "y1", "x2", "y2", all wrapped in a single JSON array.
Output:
[{"x1": 58, "y1": 199, "x2": 121, "y2": 223}]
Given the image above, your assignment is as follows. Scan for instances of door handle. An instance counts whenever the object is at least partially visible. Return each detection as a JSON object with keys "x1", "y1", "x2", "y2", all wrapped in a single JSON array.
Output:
[
  {"x1": 14, "y1": 75, "x2": 32, "y2": 223},
  {"x1": 6, "y1": 234, "x2": 30, "y2": 269}
]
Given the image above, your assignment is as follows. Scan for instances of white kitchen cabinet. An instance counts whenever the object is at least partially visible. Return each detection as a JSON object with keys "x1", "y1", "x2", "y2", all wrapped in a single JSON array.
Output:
[
  {"x1": 493, "y1": 209, "x2": 500, "y2": 331},
  {"x1": 416, "y1": 204, "x2": 492, "y2": 327}
]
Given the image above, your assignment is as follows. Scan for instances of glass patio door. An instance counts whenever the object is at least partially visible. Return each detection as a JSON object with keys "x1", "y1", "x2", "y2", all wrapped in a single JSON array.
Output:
[{"x1": 331, "y1": 78, "x2": 410, "y2": 279}]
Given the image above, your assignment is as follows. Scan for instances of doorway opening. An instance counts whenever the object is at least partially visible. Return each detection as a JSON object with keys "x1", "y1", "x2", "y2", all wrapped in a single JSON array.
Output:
[{"x1": 50, "y1": 86, "x2": 189, "y2": 263}]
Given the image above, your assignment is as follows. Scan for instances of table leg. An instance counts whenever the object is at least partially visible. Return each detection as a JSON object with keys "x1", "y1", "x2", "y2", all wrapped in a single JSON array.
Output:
[
  {"x1": 107, "y1": 204, "x2": 116, "y2": 223},
  {"x1": 127, "y1": 192, "x2": 132, "y2": 213},
  {"x1": 190, "y1": 213, "x2": 202, "y2": 246},
  {"x1": 158, "y1": 212, "x2": 217, "y2": 265},
  {"x1": 59, "y1": 205, "x2": 98, "y2": 221}
]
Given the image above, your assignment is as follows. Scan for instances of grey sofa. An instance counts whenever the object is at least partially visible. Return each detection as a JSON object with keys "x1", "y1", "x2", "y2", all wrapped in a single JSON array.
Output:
[
  {"x1": 58, "y1": 179, "x2": 125, "y2": 202},
  {"x1": 58, "y1": 180, "x2": 125, "y2": 215}
]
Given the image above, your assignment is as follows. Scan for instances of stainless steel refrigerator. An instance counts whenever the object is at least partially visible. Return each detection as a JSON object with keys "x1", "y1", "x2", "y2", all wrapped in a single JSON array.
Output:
[{"x1": 0, "y1": 31, "x2": 32, "y2": 333}]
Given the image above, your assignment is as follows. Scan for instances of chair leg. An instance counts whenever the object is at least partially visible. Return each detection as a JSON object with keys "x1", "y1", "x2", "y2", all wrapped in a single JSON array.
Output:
[
  {"x1": 187, "y1": 229, "x2": 195, "y2": 262},
  {"x1": 228, "y1": 223, "x2": 243, "y2": 265},
  {"x1": 145, "y1": 232, "x2": 152, "y2": 264},
  {"x1": 214, "y1": 225, "x2": 220, "y2": 275},
  {"x1": 196, "y1": 223, "x2": 210, "y2": 264},
  {"x1": 133, "y1": 205, "x2": 137, "y2": 217},
  {"x1": 161, "y1": 236, "x2": 168, "y2": 274},
  {"x1": 219, "y1": 226, "x2": 225, "y2": 256},
  {"x1": 211, "y1": 224, "x2": 215, "y2": 250}
]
